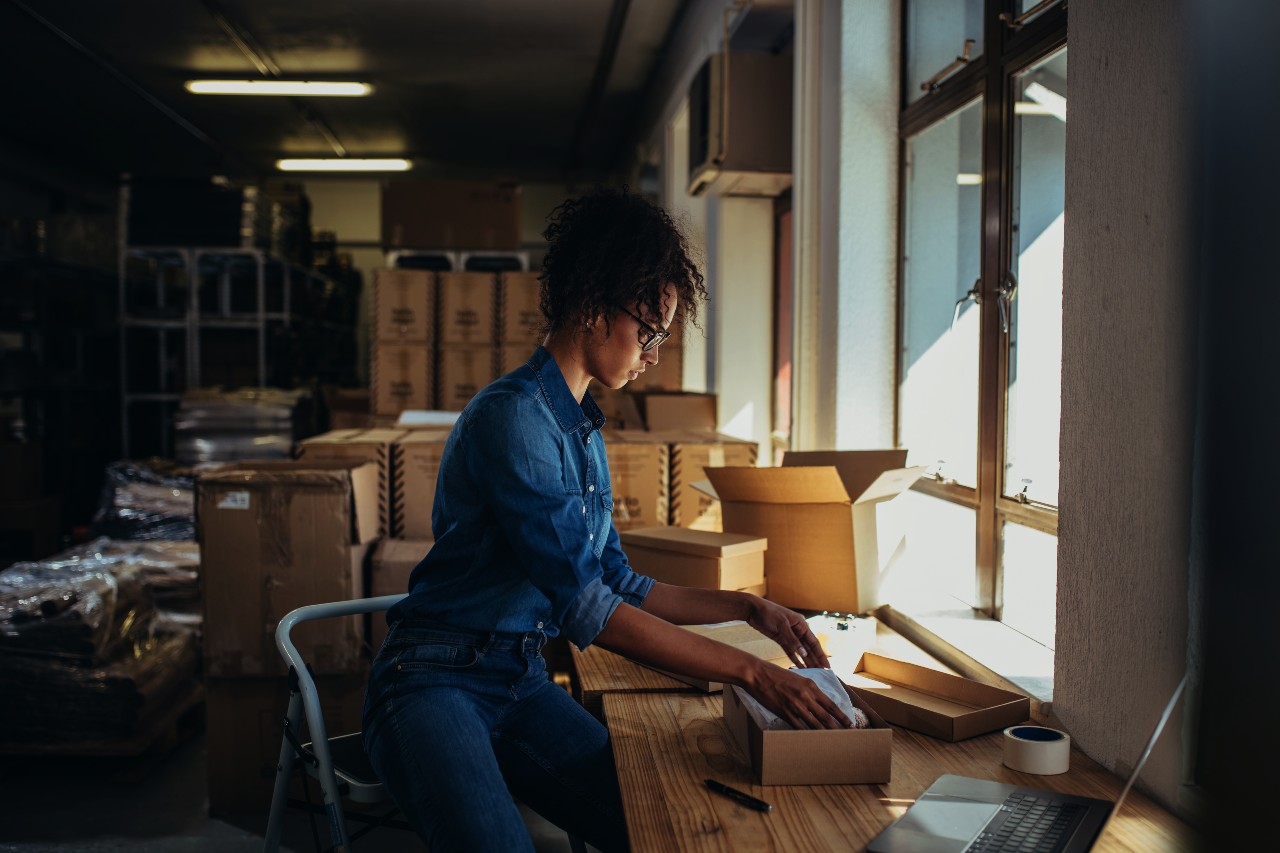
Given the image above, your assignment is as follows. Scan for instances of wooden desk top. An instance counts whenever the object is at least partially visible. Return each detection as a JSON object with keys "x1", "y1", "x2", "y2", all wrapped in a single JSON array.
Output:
[
  {"x1": 570, "y1": 643, "x2": 699, "y2": 720},
  {"x1": 604, "y1": 691, "x2": 1197, "y2": 853}
]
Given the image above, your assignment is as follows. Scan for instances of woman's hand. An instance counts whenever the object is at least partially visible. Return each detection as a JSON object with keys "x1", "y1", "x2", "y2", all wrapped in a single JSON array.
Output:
[
  {"x1": 744, "y1": 596, "x2": 831, "y2": 669},
  {"x1": 744, "y1": 660, "x2": 852, "y2": 730}
]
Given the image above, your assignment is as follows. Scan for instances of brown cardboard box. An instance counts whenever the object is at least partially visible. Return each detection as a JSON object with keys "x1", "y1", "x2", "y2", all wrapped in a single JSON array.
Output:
[
  {"x1": 603, "y1": 431, "x2": 669, "y2": 531},
  {"x1": 592, "y1": 386, "x2": 645, "y2": 430},
  {"x1": 438, "y1": 272, "x2": 497, "y2": 345},
  {"x1": 848, "y1": 653, "x2": 1031, "y2": 741},
  {"x1": 619, "y1": 526, "x2": 765, "y2": 591},
  {"x1": 381, "y1": 180, "x2": 521, "y2": 250},
  {"x1": 372, "y1": 342, "x2": 433, "y2": 416},
  {"x1": 321, "y1": 386, "x2": 371, "y2": 430},
  {"x1": 297, "y1": 429, "x2": 409, "y2": 537},
  {"x1": 392, "y1": 429, "x2": 452, "y2": 538},
  {"x1": 205, "y1": 672, "x2": 367, "y2": 817},
  {"x1": 668, "y1": 431, "x2": 758, "y2": 530},
  {"x1": 723, "y1": 680, "x2": 892, "y2": 785},
  {"x1": 498, "y1": 344, "x2": 535, "y2": 375},
  {"x1": 641, "y1": 392, "x2": 717, "y2": 432},
  {"x1": 646, "y1": 621, "x2": 789, "y2": 692},
  {"x1": 499, "y1": 271, "x2": 544, "y2": 344},
  {"x1": 701, "y1": 451, "x2": 925, "y2": 613},
  {"x1": 437, "y1": 344, "x2": 498, "y2": 411},
  {"x1": 370, "y1": 538, "x2": 433, "y2": 650},
  {"x1": 372, "y1": 269, "x2": 435, "y2": 342},
  {"x1": 197, "y1": 460, "x2": 379, "y2": 677}
]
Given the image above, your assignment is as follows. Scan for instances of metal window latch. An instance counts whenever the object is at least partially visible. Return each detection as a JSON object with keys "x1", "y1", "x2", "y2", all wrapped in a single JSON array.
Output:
[
  {"x1": 952, "y1": 278, "x2": 982, "y2": 330},
  {"x1": 998, "y1": 272, "x2": 1018, "y2": 334},
  {"x1": 921, "y1": 39, "x2": 976, "y2": 93},
  {"x1": 999, "y1": 0, "x2": 1063, "y2": 30}
]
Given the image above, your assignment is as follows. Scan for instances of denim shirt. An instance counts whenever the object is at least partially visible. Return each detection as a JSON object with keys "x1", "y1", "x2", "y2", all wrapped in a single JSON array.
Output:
[{"x1": 387, "y1": 347, "x2": 654, "y2": 649}]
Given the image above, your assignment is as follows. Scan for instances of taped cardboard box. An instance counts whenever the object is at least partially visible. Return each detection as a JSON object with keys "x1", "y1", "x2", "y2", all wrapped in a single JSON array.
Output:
[
  {"x1": 499, "y1": 271, "x2": 544, "y2": 344},
  {"x1": 848, "y1": 653, "x2": 1030, "y2": 741},
  {"x1": 297, "y1": 428, "x2": 409, "y2": 536},
  {"x1": 603, "y1": 430, "x2": 669, "y2": 531},
  {"x1": 381, "y1": 180, "x2": 520, "y2": 250},
  {"x1": 438, "y1": 272, "x2": 497, "y2": 345},
  {"x1": 197, "y1": 460, "x2": 378, "y2": 677},
  {"x1": 700, "y1": 451, "x2": 925, "y2": 613},
  {"x1": 723, "y1": 679, "x2": 892, "y2": 785},
  {"x1": 645, "y1": 621, "x2": 789, "y2": 692},
  {"x1": 370, "y1": 538, "x2": 432, "y2": 650},
  {"x1": 619, "y1": 526, "x2": 765, "y2": 591},
  {"x1": 372, "y1": 268, "x2": 435, "y2": 342},
  {"x1": 437, "y1": 344, "x2": 498, "y2": 411},
  {"x1": 667, "y1": 431, "x2": 758, "y2": 530},
  {"x1": 371, "y1": 342, "x2": 433, "y2": 416},
  {"x1": 392, "y1": 429, "x2": 452, "y2": 538}
]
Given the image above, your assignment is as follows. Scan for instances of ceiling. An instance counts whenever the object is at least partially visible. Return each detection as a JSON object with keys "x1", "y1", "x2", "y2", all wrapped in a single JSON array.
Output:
[{"x1": 0, "y1": 0, "x2": 703, "y2": 192}]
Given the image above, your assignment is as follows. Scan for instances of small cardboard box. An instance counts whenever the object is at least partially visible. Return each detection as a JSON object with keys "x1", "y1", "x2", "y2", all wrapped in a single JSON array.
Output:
[
  {"x1": 372, "y1": 268, "x2": 435, "y2": 342},
  {"x1": 498, "y1": 344, "x2": 534, "y2": 375},
  {"x1": 499, "y1": 271, "x2": 544, "y2": 344},
  {"x1": 619, "y1": 526, "x2": 765, "y2": 591},
  {"x1": 848, "y1": 653, "x2": 1031, "y2": 741},
  {"x1": 372, "y1": 342, "x2": 433, "y2": 416},
  {"x1": 723, "y1": 680, "x2": 892, "y2": 785},
  {"x1": 603, "y1": 430, "x2": 669, "y2": 531},
  {"x1": 648, "y1": 621, "x2": 790, "y2": 692},
  {"x1": 701, "y1": 451, "x2": 926, "y2": 613},
  {"x1": 642, "y1": 392, "x2": 717, "y2": 432},
  {"x1": 197, "y1": 460, "x2": 379, "y2": 677},
  {"x1": 392, "y1": 429, "x2": 452, "y2": 538},
  {"x1": 382, "y1": 180, "x2": 521, "y2": 250},
  {"x1": 438, "y1": 272, "x2": 497, "y2": 345},
  {"x1": 297, "y1": 428, "x2": 409, "y2": 537},
  {"x1": 437, "y1": 344, "x2": 498, "y2": 411},
  {"x1": 370, "y1": 538, "x2": 432, "y2": 650},
  {"x1": 668, "y1": 431, "x2": 758, "y2": 530}
]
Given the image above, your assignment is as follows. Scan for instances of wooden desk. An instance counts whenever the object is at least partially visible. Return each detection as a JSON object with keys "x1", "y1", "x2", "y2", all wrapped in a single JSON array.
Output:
[
  {"x1": 570, "y1": 643, "x2": 699, "y2": 720},
  {"x1": 604, "y1": 691, "x2": 1197, "y2": 852}
]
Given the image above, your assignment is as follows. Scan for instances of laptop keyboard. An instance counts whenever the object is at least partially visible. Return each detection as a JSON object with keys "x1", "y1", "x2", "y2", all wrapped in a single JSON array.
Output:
[{"x1": 967, "y1": 792, "x2": 1087, "y2": 853}]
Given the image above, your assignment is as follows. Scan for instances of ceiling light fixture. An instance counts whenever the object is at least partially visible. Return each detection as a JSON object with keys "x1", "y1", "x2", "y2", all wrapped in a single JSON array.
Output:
[
  {"x1": 186, "y1": 80, "x2": 374, "y2": 97},
  {"x1": 276, "y1": 158, "x2": 411, "y2": 172},
  {"x1": 1023, "y1": 81, "x2": 1067, "y2": 122}
]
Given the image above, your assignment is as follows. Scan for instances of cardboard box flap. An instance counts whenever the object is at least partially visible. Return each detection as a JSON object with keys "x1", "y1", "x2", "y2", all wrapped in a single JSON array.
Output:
[
  {"x1": 395, "y1": 428, "x2": 453, "y2": 445},
  {"x1": 782, "y1": 450, "x2": 908, "y2": 505},
  {"x1": 856, "y1": 465, "x2": 928, "y2": 505},
  {"x1": 704, "y1": 466, "x2": 851, "y2": 505},
  {"x1": 618, "y1": 526, "x2": 767, "y2": 559}
]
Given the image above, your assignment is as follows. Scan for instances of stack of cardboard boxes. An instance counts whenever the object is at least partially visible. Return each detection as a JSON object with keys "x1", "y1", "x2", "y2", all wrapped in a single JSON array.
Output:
[{"x1": 371, "y1": 269, "x2": 434, "y2": 416}]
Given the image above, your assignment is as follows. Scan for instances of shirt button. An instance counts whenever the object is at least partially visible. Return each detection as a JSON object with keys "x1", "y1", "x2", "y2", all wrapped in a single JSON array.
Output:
[
  {"x1": 586, "y1": 436, "x2": 592, "y2": 445},
  {"x1": 581, "y1": 504, "x2": 586, "y2": 515},
  {"x1": 588, "y1": 484, "x2": 595, "y2": 492},
  {"x1": 536, "y1": 621, "x2": 544, "y2": 630},
  {"x1": 589, "y1": 533, "x2": 594, "y2": 541}
]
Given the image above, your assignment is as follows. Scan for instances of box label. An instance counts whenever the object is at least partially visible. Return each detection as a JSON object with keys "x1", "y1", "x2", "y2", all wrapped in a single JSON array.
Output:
[{"x1": 217, "y1": 490, "x2": 251, "y2": 510}]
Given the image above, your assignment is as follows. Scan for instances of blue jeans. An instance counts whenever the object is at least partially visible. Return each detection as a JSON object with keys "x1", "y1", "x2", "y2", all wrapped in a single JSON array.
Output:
[{"x1": 363, "y1": 620, "x2": 629, "y2": 852}]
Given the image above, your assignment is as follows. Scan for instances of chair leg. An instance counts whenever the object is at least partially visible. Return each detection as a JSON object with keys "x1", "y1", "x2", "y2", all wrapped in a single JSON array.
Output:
[
  {"x1": 568, "y1": 833, "x2": 588, "y2": 853},
  {"x1": 263, "y1": 690, "x2": 306, "y2": 853}
]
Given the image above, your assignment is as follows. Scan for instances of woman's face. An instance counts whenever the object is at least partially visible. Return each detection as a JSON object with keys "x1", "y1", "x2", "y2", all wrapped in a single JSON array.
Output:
[{"x1": 584, "y1": 282, "x2": 679, "y2": 390}]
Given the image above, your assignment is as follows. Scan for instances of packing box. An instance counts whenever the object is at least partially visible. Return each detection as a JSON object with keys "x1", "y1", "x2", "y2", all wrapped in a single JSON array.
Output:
[
  {"x1": 392, "y1": 429, "x2": 452, "y2": 538},
  {"x1": 321, "y1": 386, "x2": 371, "y2": 430},
  {"x1": 498, "y1": 344, "x2": 534, "y2": 376},
  {"x1": 668, "y1": 431, "x2": 758, "y2": 530},
  {"x1": 372, "y1": 269, "x2": 435, "y2": 342},
  {"x1": 592, "y1": 386, "x2": 645, "y2": 431},
  {"x1": 296, "y1": 428, "x2": 408, "y2": 536},
  {"x1": 641, "y1": 392, "x2": 717, "y2": 432},
  {"x1": 619, "y1": 526, "x2": 765, "y2": 591},
  {"x1": 701, "y1": 450, "x2": 925, "y2": 613},
  {"x1": 603, "y1": 431, "x2": 669, "y2": 531},
  {"x1": 438, "y1": 272, "x2": 497, "y2": 345},
  {"x1": 848, "y1": 653, "x2": 1031, "y2": 741},
  {"x1": 646, "y1": 621, "x2": 789, "y2": 692},
  {"x1": 499, "y1": 271, "x2": 543, "y2": 344},
  {"x1": 371, "y1": 342, "x2": 433, "y2": 416},
  {"x1": 197, "y1": 460, "x2": 379, "y2": 677},
  {"x1": 723, "y1": 680, "x2": 892, "y2": 785},
  {"x1": 382, "y1": 180, "x2": 521, "y2": 250},
  {"x1": 370, "y1": 538, "x2": 432, "y2": 650},
  {"x1": 437, "y1": 344, "x2": 498, "y2": 411}
]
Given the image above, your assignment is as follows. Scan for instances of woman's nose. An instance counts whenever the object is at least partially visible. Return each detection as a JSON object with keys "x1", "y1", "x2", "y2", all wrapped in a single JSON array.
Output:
[{"x1": 642, "y1": 346, "x2": 659, "y2": 365}]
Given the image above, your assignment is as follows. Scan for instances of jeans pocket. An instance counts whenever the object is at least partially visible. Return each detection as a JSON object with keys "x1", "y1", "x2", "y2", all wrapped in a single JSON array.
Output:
[{"x1": 394, "y1": 640, "x2": 481, "y2": 671}]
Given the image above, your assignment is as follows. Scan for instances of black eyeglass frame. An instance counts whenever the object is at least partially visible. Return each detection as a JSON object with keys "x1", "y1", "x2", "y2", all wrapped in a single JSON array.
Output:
[{"x1": 617, "y1": 306, "x2": 672, "y2": 353}]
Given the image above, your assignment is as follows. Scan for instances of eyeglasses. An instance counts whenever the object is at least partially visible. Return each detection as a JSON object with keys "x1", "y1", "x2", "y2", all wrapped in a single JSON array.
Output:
[{"x1": 618, "y1": 307, "x2": 671, "y2": 353}]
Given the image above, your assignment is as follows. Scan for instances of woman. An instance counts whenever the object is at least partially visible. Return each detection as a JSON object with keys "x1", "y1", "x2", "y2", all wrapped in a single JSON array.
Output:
[{"x1": 363, "y1": 187, "x2": 851, "y2": 852}]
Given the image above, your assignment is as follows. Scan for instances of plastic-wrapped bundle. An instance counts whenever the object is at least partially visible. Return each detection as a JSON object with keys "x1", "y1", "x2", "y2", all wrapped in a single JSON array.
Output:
[
  {"x1": 730, "y1": 668, "x2": 871, "y2": 730},
  {"x1": 44, "y1": 537, "x2": 201, "y2": 615},
  {"x1": 172, "y1": 387, "x2": 312, "y2": 466},
  {"x1": 89, "y1": 458, "x2": 196, "y2": 541}
]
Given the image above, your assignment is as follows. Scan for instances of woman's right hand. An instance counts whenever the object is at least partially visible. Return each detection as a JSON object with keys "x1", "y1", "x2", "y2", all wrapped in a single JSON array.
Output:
[{"x1": 743, "y1": 660, "x2": 853, "y2": 730}]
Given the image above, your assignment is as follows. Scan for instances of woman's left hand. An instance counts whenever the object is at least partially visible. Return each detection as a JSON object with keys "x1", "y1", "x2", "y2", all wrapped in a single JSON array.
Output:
[{"x1": 744, "y1": 597, "x2": 831, "y2": 669}]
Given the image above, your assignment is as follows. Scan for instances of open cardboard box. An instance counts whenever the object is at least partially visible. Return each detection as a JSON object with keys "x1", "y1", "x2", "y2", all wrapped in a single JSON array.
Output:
[
  {"x1": 723, "y1": 680, "x2": 892, "y2": 785},
  {"x1": 619, "y1": 526, "x2": 766, "y2": 590},
  {"x1": 641, "y1": 621, "x2": 790, "y2": 692},
  {"x1": 848, "y1": 653, "x2": 1031, "y2": 741},
  {"x1": 697, "y1": 450, "x2": 926, "y2": 613}
]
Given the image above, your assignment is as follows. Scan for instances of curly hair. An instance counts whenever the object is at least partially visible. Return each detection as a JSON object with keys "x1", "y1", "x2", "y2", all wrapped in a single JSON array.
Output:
[{"x1": 538, "y1": 187, "x2": 706, "y2": 338}]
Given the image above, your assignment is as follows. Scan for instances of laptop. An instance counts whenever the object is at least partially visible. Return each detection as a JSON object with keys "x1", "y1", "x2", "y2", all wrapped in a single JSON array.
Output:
[{"x1": 866, "y1": 673, "x2": 1187, "y2": 853}]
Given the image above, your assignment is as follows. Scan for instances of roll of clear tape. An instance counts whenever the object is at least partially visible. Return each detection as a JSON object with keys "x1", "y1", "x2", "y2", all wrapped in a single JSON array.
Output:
[{"x1": 1002, "y1": 725, "x2": 1071, "y2": 775}]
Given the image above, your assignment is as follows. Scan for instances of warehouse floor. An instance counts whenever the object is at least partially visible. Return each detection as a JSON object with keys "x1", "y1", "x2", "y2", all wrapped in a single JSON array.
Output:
[{"x1": 0, "y1": 727, "x2": 584, "y2": 852}]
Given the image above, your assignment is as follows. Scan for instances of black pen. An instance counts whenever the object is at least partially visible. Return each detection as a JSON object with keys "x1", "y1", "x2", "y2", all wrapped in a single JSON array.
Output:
[{"x1": 704, "y1": 778, "x2": 773, "y2": 813}]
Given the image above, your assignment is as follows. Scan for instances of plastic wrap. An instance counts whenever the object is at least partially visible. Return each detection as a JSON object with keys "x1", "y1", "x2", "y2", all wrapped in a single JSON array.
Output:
[
  {"x1": 173, "y1": 387, "x2": 313, "y2": 466},
  {"x1": 90, "y1": 458, "x2": 197, "y2": 541}
]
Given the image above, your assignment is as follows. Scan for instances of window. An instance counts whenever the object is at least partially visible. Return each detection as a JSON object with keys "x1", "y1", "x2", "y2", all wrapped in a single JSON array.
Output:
[{"x1": 893, "y1": 2, "x2": 1066, "y2": 656}]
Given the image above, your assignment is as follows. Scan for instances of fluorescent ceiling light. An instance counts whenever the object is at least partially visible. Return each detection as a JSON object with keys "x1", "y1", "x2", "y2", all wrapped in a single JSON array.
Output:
[
  {"x1": 186, "y1": 80, "x2": 373, "y2": 96},
  {"x1": 1023, "y1": 81, "x2": 1067, "y2": 122},
  {"x1": 956, "y1": 173, "x2": 982, "y2": 186},
  {"x1": 1015, "y1": 101, "x2": 1056, "y2": 115},
  {"x1": 276, "y1": 158, "x2": 411, "y2": 172}
]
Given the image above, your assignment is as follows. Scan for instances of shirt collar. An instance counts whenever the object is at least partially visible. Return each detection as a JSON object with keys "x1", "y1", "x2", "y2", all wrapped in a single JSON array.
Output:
[{"x1": 528, "y1": 346, "x2": 607, "y2": 435}]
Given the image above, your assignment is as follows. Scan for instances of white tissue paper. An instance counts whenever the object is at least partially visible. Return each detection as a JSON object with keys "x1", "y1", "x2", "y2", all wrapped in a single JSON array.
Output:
[{"x1": 731, "y1": 668, "x2": 870, "y2": 731}]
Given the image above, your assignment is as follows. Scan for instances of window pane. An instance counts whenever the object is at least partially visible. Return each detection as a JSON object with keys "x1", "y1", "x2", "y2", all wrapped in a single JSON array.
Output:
[
  {"x1": 875, "y1": 490, "x2": 978, "y2": 611},
  {"x1": 899, "y1": 99, "x2": 983, "y2": 487},
  {"x1": 905, "y1": 0, "x2": 984, "y2": 105},
  {"x1": 1000, "y1": 520, "x2": 1057, "y2": 650},
  {"x1": 1005, "y1": 49, "x2": 1067, "y2": 506}
]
